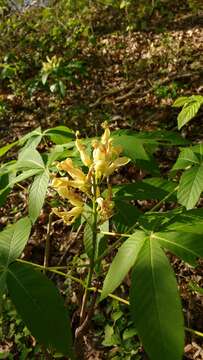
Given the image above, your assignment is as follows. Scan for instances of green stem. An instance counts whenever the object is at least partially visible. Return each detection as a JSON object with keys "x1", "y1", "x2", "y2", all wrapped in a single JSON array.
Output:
[
  {"x1": 94, "y1": 224, "x2": 138, "y2": 265},
  {"x1": 16, "y1": 259, "x2": 84, "y2": 286},
  {"x1": 99, "y1": 231, "x2": 128, "y2": 238},
  {"x1": 43, "y1": 213, "x2": 53, "y2": 273},
  {"x1": 185, "y1": 327, "x2": 203, "y2": 338},
  {"x1": 79, "y1": 174, "x2": 98, "y2": 323},
  {"x1": 16, "y1": 259, "x2": 203, "y2": 339}
]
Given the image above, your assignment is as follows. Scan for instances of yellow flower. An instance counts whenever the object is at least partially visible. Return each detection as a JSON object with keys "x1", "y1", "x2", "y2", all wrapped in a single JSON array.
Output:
[
  {"x1": 91, "y1": 124, "x2": 130, "y2": 179},
  {"x1": 52, "y1": 176, "x2": 89, "y2": 193},
  {"x1": 104, "y1": 156, "x2": 130, "y2": 177},
  {"x1": 57, "y1": 158, "x2": 86, "y2": 181},
  {"x1": 94, "y1": 159, "x2": 108, "y2": 179},
  {"x1": 42, "y1": 55, "x2": 61, "y2": 72},
  {"x1": 92, "y1": 140, "x2": 106, "y2": 162},
  {"x1": 51, "y1": 123, "x2": 130, "y2": 226},
  {"x1": 96, "y1": 196, "x2": 114, "y2": 220},
  {"x1": 52, "y1": 178, "x2": 84, "y2": 207},
  {"x1": 101, "y1": 123, "x2": 111, "y2": 147},
  {"x1": 75, "y1": 137, "x2": 92, "y2": 167},
  {"x1": 52, "y1": 206, "x2": 83, "y2": 225}
]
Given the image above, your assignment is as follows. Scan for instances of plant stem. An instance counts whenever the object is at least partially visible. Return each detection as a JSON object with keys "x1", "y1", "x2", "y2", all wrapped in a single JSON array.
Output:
[
  {"x1": 16, "y1": 258, "x2": 84, "y2": 286},
  {"x1": 16, "y1": 258, "x2": 203, "y2": 339},
  {"x1": 99, "y1": 231, "x2": 128, "y2": 238},
  {"x1": 185, "y1": 327, "x2": 203, "y2": 338},
  {"x1": 43, "y1": 213, "x2": 53, "y2": 273},
  {"x1": 79, "y1": 174, "x2": 98, "y2": 323},
  {"x1": 94, "y1": 224, "x2": 138, "y2": 265}
]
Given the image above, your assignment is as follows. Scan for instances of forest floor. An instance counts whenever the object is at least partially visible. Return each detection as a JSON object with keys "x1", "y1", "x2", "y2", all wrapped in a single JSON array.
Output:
[{"x1": 0, "y1": 3, "x2": 203, "y2": 359}]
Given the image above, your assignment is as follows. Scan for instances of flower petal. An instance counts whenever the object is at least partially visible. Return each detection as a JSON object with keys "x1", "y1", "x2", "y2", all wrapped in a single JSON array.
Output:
[
  {"x1": 53, "y1": 206, "x2": 83, "y2": 225},
  {"x1": 75, "y1": 138, "x2": 92, "y2": 167},
  {"x1": 58, "y1": 159, "x2": 86, "y2": 181}
]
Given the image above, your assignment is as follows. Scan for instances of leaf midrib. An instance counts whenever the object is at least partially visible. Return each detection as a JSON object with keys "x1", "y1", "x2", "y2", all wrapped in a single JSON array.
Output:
[
  {"x1": 153, "y1": 233, "x2": 199, "y2": 258},
  {"x1": 149, "y1": 237, "x2": 167, "y2": 353},
  {"x1": 29, "y1": 170, "x2": 49, "y2": 217}
]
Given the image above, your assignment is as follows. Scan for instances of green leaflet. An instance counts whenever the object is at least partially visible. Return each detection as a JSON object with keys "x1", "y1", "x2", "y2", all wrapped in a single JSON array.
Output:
[
  {"x1": 28, "y1": 170, "x2": 50, "y2": 223},
  {"x1": 44, "y1": 126, "x2": 74, "y2": 144},
  {"x1": 112, "y1": 134, "x2": 159, "y2": 175},
  {"x1": 173, "y1": 96, "x2": 189, "y2": 107},
  {"x1": 7, "y1": 262, "x2": 74, "y2": 358},
  {"x1": 130, "y1": 238, "x2": 184, "y2": 360},
  {"x1": 101, "y1": 231, "x2": 146, "y2": 300},
  {"x1": 0, "y1": 217, "x2": 31, "y2": 268},
  {"x1": 173, "y1": 95, "x2": 203, "y2": 129},
  {"x1": 163, "y1": 207, "x2": 203, "y2": 234},
  {"x1": 0, "y1": 141, "x2": 18, "y2": 157},
  {"x1": 153, "y1": 231, "x2": 203, "y2": 266},
  {"x1": 114, "y1": 177, "x2": 177, "y2": 201},
  {"x1": 9, "y1": 168, "x2": 42, "y2": 187},
  {"x1": 113, "y1": 199, "x2": 141, "y2": 233},
  {"x1": 172, "y1": 148, "x2": 200, "y2": 171},
  {"x1": 177, "y1": 163, "x2": 203, "y2": 209},
  {"x1": 177, "y1": 100, "x2": 202, "y2": 129},
  {"x1": 0, "y1": 217, "x2": 31, "y2": 302},
  {"x1": 17, "y1": 148, "x2": 45, "y2": 170}
]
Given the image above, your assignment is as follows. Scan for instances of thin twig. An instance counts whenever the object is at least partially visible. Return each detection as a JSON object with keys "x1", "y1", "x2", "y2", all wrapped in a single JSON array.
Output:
[
  {"x1": 90, "y1": 71, "x2": 201, "y2": 107},
  {"x1": 43, "y1": 213, "x2": 53, "y2": 273}
]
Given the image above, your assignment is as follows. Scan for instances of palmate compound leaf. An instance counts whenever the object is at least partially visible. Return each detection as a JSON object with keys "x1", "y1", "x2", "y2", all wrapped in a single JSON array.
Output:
[
  {"x1": 100, "y1": 231, "x2": 146, "y2": 300},
  {"x1": 177, "y1": 163, "x2": 203, "y2": 209},
  {"x1": 130, "y1": 237, "x2": 184, "y2": 360},
  {"x1": 7, "y1": 262, "x2": 74, "y2": 358},
  {"x1": 28, "y1": 169, "x2": 50, "y2": 223},
  {"x1": 135, "y1": 207, "x2": 203, "y2": 265}
]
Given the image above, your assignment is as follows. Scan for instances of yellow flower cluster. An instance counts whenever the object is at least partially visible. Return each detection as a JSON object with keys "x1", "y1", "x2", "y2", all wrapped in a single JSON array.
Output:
[
  {"x1": 42, "y1": 55, "x2": 61, "y2": 73},
  {"x1": 52, "y1": 123, "x2": 130, "y2": 225}
]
